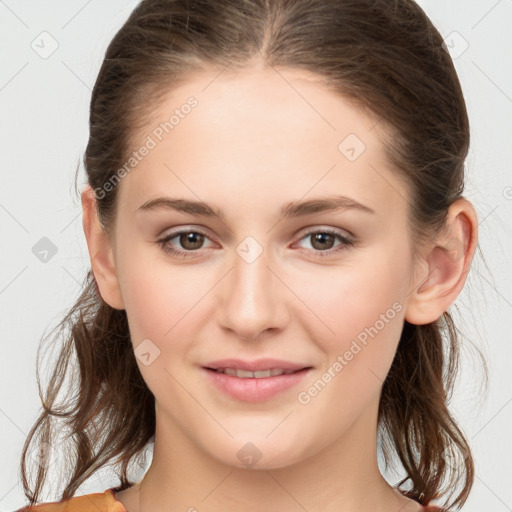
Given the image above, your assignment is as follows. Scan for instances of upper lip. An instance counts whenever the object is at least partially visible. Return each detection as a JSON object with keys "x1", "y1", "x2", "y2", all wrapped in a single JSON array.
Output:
[{"x1": 203, "y1": 358, "x2": 311, "y2": 372}]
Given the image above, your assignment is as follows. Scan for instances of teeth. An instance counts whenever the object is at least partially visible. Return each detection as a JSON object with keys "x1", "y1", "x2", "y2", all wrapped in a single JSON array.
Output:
[{"x1": 215, "y1": 368, "x2": 297, "y2": 378}]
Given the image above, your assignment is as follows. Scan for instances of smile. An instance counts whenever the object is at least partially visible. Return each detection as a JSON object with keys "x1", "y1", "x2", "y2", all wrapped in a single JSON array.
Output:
[{"x1": 210, "y1": 368, "x2": 298, "y2": 378}]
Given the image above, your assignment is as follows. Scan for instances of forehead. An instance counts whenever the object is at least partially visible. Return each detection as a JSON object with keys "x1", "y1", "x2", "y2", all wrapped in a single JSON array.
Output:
[{"x1": 118, "y1": 67, "x2": 409, "y2": 222}]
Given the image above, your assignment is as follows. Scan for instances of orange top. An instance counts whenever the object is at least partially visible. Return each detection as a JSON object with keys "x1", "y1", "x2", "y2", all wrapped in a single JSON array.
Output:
[
  {"x1": 15, "y1": 489, "x2": 126, "y2": 512},
  {"x1": 16, "y1": 488, "x2": 448, "y2": 511}
]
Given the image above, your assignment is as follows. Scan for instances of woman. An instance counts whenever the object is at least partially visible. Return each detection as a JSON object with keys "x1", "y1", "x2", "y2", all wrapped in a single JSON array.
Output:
[{"x1": 17, "y1": 0, "x2": 487, "y2": 510}]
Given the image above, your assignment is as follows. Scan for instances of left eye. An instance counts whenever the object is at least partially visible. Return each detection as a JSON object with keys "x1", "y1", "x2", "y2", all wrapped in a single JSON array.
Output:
[
  {"x1": 156, "y1": 228, "x2": 355, "y2": 258},
  {"x1": 295, "y1": 229, "x2": 354, "y2": 256},
  {"x1": 292, "y1": 229, "x2": 355, "y2": 258}
]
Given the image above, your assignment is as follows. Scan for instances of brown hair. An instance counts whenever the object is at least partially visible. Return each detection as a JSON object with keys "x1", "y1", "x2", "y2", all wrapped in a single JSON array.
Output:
[{"x1": 20, "y1": 0, "x2": 488, "y2": 510}]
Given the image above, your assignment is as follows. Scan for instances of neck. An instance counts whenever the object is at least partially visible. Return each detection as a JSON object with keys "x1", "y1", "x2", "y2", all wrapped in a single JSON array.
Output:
[{"x1": 129, "y1": 397, "x2": 420, "y2": 512}]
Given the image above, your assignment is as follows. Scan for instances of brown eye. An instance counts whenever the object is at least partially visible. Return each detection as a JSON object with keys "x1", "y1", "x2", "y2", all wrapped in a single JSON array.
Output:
[
  {"x1": 178, "y1": 232, "x2": 205, "y2": 250},
  {"x1": 309, "y1": 232, "x2": 336, "y2": 251},
  {"x1": 157, "y1": 229, "x2": 214, "y2": 257},
  {"x1": 295, "y1": 228, "x2": 355, "y2": 259}
]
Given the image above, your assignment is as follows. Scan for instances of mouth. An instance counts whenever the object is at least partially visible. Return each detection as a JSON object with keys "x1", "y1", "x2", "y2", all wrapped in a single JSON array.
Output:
[
  {"x1": 201, "y1": 363, "x2": 313, "y2": 402},
  {"x1": 204, "y1": 367, "x2": 307, "y2": 378}
]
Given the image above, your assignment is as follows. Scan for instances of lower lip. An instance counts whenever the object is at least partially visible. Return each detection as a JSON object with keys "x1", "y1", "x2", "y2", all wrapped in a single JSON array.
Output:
[{"x1": 202, "y1": 367, "x2": 312, "y2": 402}]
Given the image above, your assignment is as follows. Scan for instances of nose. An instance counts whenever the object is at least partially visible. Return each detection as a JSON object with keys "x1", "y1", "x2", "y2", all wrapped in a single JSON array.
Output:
[{"x1": 216, "y1": 242, "x2": 289, "y2": 340}]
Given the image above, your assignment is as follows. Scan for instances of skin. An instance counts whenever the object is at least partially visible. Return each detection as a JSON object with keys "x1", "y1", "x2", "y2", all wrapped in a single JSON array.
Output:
[{"x1": 82, "y1": 65, "x2": 478, "y2": 512}]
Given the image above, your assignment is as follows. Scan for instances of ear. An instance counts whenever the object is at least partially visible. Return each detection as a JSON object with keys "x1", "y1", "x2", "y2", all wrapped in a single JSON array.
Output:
[
  {"x1": 81, "y1": 185, "x2": 125, "y2": 310},
  {"x1": 404, "y1": 197, "x2": 478, "y2": 325}
]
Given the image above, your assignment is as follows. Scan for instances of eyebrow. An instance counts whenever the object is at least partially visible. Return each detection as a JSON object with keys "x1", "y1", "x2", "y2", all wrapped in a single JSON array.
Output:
[{"x1": 136, "y1": 194, "x2": 376, "y2": 220}]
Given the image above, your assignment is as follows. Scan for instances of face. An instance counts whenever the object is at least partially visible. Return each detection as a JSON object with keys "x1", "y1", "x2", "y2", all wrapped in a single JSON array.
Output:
[{"x1": 108, "y1": 66, "x2": 420, "y2": 469}]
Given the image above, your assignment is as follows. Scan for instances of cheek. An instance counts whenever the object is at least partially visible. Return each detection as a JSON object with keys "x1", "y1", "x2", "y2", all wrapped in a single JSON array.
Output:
[
  {"x1": 117, "y1": 255, "x2": 224, "y2": 398},
  {"x1": 125, "y1": 285, "x2": 202, "y2": 358},
  {"x1": 116, "y1": 238, "x2": 209, "y2": 340},
  {"x1": 320, "y1": 257, "x2": 406, "y2": 316},
  {"x1": 295, "y1": 265, "x2": 407, "y2": 425},
  {"x1": 307, "y1": 249, "x2": 410, "y2": 371},
  {"x1": 117, "y1": 261, "x2": 205, "y2": 395}
]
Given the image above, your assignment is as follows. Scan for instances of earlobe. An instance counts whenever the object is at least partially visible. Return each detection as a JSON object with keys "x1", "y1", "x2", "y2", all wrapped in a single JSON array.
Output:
[
  {"x1": 404, "y1": 198, "x2": 478, "y2": 325},
  {"x1": 81, "y1": 186, "x2": 125, "y2": 310}
]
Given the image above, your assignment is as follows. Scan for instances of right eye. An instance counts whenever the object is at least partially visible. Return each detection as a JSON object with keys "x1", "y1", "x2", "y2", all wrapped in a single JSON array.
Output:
[{"x1": 156, "y1": 229, "x2": 215, "y2": 258}]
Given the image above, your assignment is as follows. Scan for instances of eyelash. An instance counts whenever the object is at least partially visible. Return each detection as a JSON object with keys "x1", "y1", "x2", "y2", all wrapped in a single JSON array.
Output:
[{"x1": 156, "y1": 228, "x2": 355, "y2": 259}]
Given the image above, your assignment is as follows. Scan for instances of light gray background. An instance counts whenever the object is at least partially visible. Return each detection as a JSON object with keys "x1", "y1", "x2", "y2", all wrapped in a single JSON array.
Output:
[{"x1": 1, "y1": 1, "x2": 511, "y2": 510}]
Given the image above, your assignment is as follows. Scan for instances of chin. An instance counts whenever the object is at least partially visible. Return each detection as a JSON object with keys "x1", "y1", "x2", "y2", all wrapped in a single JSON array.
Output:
[{"x1": 207, "y1": 435, "x2": 313, "y2": 471}]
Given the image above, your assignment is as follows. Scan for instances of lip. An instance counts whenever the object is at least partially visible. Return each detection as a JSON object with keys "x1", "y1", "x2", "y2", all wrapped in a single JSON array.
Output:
[
  {"x1": 201, "y1": 358, "x2": 313, "y2": 402},
  {"x1": 203, "y1": 358, "x2": 310, "y2": 372}
]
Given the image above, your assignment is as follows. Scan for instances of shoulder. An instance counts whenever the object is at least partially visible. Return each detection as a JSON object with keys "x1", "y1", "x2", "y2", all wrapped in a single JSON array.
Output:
[{"x1": 15, "y1": 488, "x2": 126, "y2": 512}]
